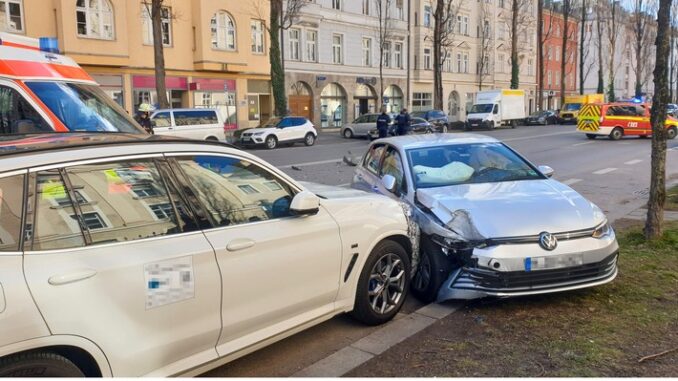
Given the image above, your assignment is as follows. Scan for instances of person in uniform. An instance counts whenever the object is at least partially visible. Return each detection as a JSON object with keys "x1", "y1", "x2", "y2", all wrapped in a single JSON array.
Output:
[
  {"x1": 395, "y1": 108, "x2": 411, "y2": 136},
  {"x1": 135, "y1": 103, "x2": 154, "y2": 134},
  {"x1": 376, "y1": 108, "x2": 390, "y2": 139}
]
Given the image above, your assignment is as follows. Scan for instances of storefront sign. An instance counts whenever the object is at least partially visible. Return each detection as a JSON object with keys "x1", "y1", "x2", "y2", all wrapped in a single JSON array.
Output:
[
  {"x1": 133, "y1": 75, "x2": 188, "y2": 90},
  {"x1": 356, "y1": 77, "x2": 377, "y2": 85}
]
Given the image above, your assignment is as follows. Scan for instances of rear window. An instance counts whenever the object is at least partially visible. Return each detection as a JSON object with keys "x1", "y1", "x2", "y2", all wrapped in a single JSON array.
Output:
[
  {"x1": 0, "y1": 174, "x2": 24, "y2": 251},
  {"x1": 152, "y1": 111, "x2": 172, "y2": 127},
  {"x1": 173, "y1": 110, "x2": 219, "y2": 126}
]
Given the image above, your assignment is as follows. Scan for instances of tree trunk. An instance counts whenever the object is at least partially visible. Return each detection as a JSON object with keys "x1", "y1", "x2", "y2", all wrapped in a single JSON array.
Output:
[
  {"x1": 579, "y1": 0, "x2": 586, "y2": 95},
  {"x1": 151, "y1": 0, "x2": 169, "y2": 109},
  {"x1": 560, "y1": 0, "x2": 569, "y2": 106},
  {"x1": 433, "y1": 0, "x2": 444, "y2": 110},
  {"x1": 645, "y1": 0, "x2": 672, "y2": 240},
  {"x1": 510, "y1": 0, "x2": 520, "y2": 89},
  {"x1": 596, "y1": 4, "x2": 604, "y2": 94},
  {"x1": 537, "y1": 0, "x2": 543, "y2": 110},
  {"x1": 270, "y1": 0, "x2": 287, "y2": 117},
  {"x1": 607, "y1": 2, "x2": 617, "y2": 102},
  {"x1": 634, "y1": 0, "x2": 644, "y2": 98}
]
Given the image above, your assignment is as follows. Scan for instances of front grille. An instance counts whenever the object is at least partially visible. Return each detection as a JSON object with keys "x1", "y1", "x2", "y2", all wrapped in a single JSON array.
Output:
[
  {"x1": 455, "y1": 253, "x2": 617, "y2": 291},
  {"x1": 562, "y1": 113, "x2": 574, "y2": 118},
  {"x1": 242, "y1": 133, "x2": 253, "y2": 137}
]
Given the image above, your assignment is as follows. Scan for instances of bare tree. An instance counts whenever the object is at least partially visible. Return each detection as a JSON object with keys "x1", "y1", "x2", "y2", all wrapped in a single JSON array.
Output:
[
  {"x1": 559, "y1": 0, "x2": 574, "y2": 106},
  {"x1": 144, "y1": 1, "x2": 169, "y2": 109},
  {"x1": 266, "y1": 0, "x2": 306, "y2": 117},
  {"x1": 630, "y1": 0, "x2": 658, "y2": 98},
  {"x1": 430, "y1": 0, "x2": 463, "y2": 109},
  {"x1": 375, "y1": 0, "x2": 394, "y2": 107},
  {"x1": 503, "y1": 0, "x2": 534, "y2": 89},
  {"x1": 477, "y1": 0, "x2": 493, "y2": 90},
  {"x1": 604, "y1": 0, "x2": 621, "y2": 102},
  {"x1": 645, "y1": 0, "x2": 672, "y2": 240},
  {"x1": 537, "y1": 1, "x2": 556, "y2": 110},
  {"x1": 595, "y1": 1, "x2": 605, "y2": 94},
  {"x1": 578, "y1": 0, "x2": 595, "y2": 94}
]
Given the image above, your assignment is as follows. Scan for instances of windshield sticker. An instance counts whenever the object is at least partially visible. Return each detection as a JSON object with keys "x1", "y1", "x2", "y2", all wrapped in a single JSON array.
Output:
[{"x1": 144, "y1": 256, "x2": 195, "y2": 309}]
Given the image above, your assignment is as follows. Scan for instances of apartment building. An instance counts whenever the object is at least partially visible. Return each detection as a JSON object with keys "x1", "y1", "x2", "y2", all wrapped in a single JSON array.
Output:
[
  {"x1": 5, "y1": 0, "x2": 272, "y2": 128},
  {"x1": 410, "y1": 0, "x2": 538, "y2": 121},
  {"x1": 538, "y1": 6, "x2": 578, "y2": 110},
  {"x1": 283, "y1": 0, "x2": 409, "y2": 128}
]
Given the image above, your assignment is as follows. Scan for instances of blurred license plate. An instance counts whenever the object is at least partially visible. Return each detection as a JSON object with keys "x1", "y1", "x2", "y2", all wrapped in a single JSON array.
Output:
[
  {"x1": 524, "y1": 254, "x2": 584, "y2": 271},
  {"x1": 242, "y1": 137, "x2": 251, "y2": 141}
]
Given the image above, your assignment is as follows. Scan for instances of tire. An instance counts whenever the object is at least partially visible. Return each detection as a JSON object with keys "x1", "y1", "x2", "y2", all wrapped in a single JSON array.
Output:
[
  {"x1": 205, "y1": 136, "x2": 219, "y2": 142},
  {"x1": 304, "y1": 133, "x2": 316, "y2": 146},
  {"x1": 265, "y1": 135, "x2": 278, "y2": 149},
  {"x1": 343, "y1": 129, "x2": 354, "y2": 139},
  {"x1": 639, "y1": 135, "x2": 649, "y2": 139},
  {"x1": 410, "y1": 238, "x2": 450, "y2": 303},
  {"x1": 352, "y1": 240, "x2": 410, "y2": 326},
  {"x1": 0, "y1": 352, "x2": 84, "y2": 377},
  {"x1": 510, "y1": 120, "x2": 518, "y2": 129},
  {"x1": 442, "y1": 124, "x2": 449, "y2": 133},
  {"x1": 668, "y1": 127, "x2": 677, "y2": 140},
  {"x1": 609, "y1": 127, "x2": 623, "y2": 141},
  {"x1": 586, "y1": 134, "x2": 597, "y2": 140}
]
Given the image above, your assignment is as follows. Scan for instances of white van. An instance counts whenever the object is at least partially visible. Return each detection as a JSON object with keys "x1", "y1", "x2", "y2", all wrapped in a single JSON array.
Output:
[
  {"x1": 466, "y1": 89, "x2": 526, "y2": 129},
  {"x1": 150, "y1": 108, "x2": 227, "y2": 141}
]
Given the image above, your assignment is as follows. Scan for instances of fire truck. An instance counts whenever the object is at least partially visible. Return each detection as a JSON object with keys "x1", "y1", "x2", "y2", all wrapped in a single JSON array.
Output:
[
  {"x1": 0, "y1": 33, "x2": 144, "y2": 134},
  {"x1": 577, "y1": 102, "x2": 678, "y2": 140}
]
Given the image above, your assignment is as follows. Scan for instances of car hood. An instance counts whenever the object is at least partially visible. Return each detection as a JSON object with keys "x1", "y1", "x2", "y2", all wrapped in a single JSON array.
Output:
[
  {"x1": 467, "y1": 113, "x2": 491, "y2": 120},
  {"x1": 300, "y1": 181, "x2": 371, "y2": 199},
  {"x1": 416, "y1": 179, "x2": 606, "y2": 239},
  {"x1": 244, "y1": 127, "x2": 277, "y2": 134}
]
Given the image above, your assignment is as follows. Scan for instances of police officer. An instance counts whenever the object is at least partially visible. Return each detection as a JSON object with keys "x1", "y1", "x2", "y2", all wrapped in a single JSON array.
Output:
[
  {"x1": 135, "y1": 103, "x2": 154, "y2": 134},
  {"x1": 376, "y1": 108, "x2": 390, "y2": 139},
  {"x1": 395, "y1": 108, "x2": 411, "y2": 136}
]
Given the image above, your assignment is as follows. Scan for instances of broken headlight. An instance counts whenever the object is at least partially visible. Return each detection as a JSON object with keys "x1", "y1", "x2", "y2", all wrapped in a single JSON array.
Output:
[
  {"x1": 592, "y1": 220, "x2": 612, "y2": 239},
  {"x1": 430, "y1": 234, "x2": 485, "y2": 252}
]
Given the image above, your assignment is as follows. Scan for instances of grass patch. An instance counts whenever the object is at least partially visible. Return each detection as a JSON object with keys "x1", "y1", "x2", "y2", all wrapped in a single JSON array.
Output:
[{"x1": 666, "y1": 185, "x2": 678, "y2": 211}]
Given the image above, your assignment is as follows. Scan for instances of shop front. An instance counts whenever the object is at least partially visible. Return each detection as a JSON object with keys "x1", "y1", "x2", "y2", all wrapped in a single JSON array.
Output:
[
  {"x1": 190, "y1": 78, "x2": 237, "y2": 130},
  {"x1": 132, "y1": 75, "x2": 189, "y2": 111}
]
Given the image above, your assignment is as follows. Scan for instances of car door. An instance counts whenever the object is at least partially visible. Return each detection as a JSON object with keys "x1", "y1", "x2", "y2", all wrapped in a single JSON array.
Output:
[
  {"x1": 357, "y1": 115, "x2": 377, "y2": 135},
  {"x1": 274, "y1": 118, "x2": 294, "y2": 142},
  {"x1": 167, "y1": 154, "x2": 342, "y2": 357},
  {"x1": 353, "y1": 143, "x2": 386, "y2": 193},
  {"x1": 288, "y1": 117, "x2": 308, "y2": 140},
  {"x1": 374, "y1": 146, "x2": 408, "y2": 199},
  {"x1": 22, "y1": 156, "x2": 223, "y2": 376},
  {"x1": 151, "y1": 111, "x2": 174, "y2": 137}
]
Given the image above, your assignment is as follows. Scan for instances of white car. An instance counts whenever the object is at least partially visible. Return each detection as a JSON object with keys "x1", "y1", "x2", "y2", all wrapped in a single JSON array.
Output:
[
  {"x1": 150, "y1": 108, "x2": 228, "y2": 142},
  {"x1": 240, "y1": 116, "x2": 317, "y2": 149},
  {"x1": 0, "y1": 133, "x2": 413, "y2": 376}
]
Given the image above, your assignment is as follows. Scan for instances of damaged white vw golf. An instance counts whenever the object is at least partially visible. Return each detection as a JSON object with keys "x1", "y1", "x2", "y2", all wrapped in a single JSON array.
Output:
[{"x1": 352, "y1": 134, "x2": 618, "y2": 302}]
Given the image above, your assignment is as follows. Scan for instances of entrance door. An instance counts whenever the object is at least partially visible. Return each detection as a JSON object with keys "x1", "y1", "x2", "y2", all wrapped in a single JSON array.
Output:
[
  {"x1": 359, "y1": 99, "x2": 369, "y2": 115},
  {"x1": 289, "y1": 95, "x2": 312, "y2": 119}
]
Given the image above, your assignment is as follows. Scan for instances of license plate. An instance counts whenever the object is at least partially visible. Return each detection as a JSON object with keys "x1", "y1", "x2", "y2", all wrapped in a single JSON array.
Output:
[
  {"x1": 524, "y1": 254, "x2": 584, "y2": 271},
  {"x1": 471, "y1": 123, "x2": 479, "y2": 127},
  {"x1": 242, "y1": 137, "x2": 251, "y2": 141}
]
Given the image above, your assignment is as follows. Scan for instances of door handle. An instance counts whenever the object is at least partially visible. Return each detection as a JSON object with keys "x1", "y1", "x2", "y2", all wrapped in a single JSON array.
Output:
[
  {"x1": 48, "y1": 268, "x2": 97, "y2": 286},
  {"x1": 226, "y1": 238, "x2": 255, "y2": 252}
]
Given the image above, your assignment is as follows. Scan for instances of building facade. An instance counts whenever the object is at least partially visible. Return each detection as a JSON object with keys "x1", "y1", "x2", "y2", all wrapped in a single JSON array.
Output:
[
  {"x1": 538, "y1": 7, "x2": 578, "y2": 110},
  {"x1": 5, "y1": 0, "x2": 272, "y2": 128},
  {"x1": 410, "y1": 0, "x2": 538, "y2": 122},
  {"x1": 283, "y1": 0, "x2": 409, "y2": 128}
]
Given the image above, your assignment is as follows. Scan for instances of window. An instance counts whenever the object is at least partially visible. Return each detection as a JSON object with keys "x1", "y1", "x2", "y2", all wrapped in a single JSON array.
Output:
[
  {"x1": 306, "y1": 30, "x2": 317, "y2": 62},
  {"x1": 412, "y1": 92, "x2": 432, "y2": 111},
  {"x1": 142, "y1": 4, "x2": 171, "y2": 46},
  {"x1": 333, "y1": 34, "x2": 343, "y2": 64},
  {"x1": 462, "y1": 53, "x2": 469, "y2": 73},
  {"x1": 555, "y1": 46, "x2": 560, "y2": 61},
  {"x1": 362, "y1": 0, "x2": 369, "y2": 15},
  {"x1": 76, "y1": 0, "x2": 114, "y2": 39},
  {"x1": 332, "y1": 0, "x2": 341, "y2": 10},
  {"x1": 396, "y1": 0, "x2": 404, "y2": 20},
  {"x1": 149, "y1": 203, "x2": 173, "y2": 220},
  {"x1": 423, "y1": 5, "x2": 431, "y2": 27},
  {"x1": 424, "y1": 48, "x2": 431, "y2": 70},
  {"x1": 383, "y1": 42, "x2": 391, "y2": 68},
  {"x1": 457, "y1": 15, "x2": 468, "y2": 35},
  {"x1": 0, "y1": 175, "x2": 24, "y2": 251},
  {"x1": 456, "y1": 52, "x2": 461, "y2": 73},
  {"x1": 173, "y1": 110, "x2": 218, "y2": 126},
  {"x1": 289, "y1": 28, "x2": 300, "y2": 61},
  {"x1": 250, "y1": 20, "x2": 264, "y2": 53},
  {"x1": 73, "y1": 212, "x2": 107, "y2": 230},
  {"x1": 0, "y1": 85, "x2": 50, "y2": 134},
  {"x1": 176, "y1": 156, "x2": 296, "y2": 227},
  {"x1": 0, "y1": 0, "x2": 23, "y2": 33},
  {"x1": 547, "y1": 71, "x2": 552, "y2": 86},
  {"x1": 497, "y1": 53, "x2": 505, "y2": 73},
  {"x1": 210, "y1": 10, "x2": 235, "y2": 50},
  {"x1": 394, "y1": 43, "x2": 403, "y2": 69},
  {"x1": 364, "y1": 145, "x2": 386, "y2": 174},
  {"x1": 528, "y1": 59, "x2": 534, "y2": 76},
  {"x1": 380, "y1": 147, "x2": 406, "y2": 194},
  {"x1": 362, "y1": 38, "x2": 372, "y2": 67}
]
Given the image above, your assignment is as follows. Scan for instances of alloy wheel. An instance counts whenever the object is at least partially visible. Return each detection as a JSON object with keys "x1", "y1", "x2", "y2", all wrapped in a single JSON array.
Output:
[{"x1": 368, "y1": 253, "x2": 406, "y2": 315}]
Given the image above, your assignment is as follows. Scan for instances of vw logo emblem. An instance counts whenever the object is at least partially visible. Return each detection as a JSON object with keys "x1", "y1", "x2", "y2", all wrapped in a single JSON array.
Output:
[{"x1": 539, "y1": 232, "x2": 558, "y2": 251}]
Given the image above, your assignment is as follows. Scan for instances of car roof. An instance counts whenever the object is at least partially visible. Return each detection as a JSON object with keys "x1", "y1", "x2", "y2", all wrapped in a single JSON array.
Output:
[
  {"x1": 375, "y1": 133, "x2": 499, "y2": 150},
  {"x1": 0, "y1": 133, "x2": 236, "y2": 159}
]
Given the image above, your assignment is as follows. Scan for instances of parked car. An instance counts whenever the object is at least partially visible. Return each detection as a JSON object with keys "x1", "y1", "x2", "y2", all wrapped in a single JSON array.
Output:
[
  {"x1": 0, "y1": 133, "x2": 413, "y2": 376},
  {"x1": 525, "y1": 110, "x2": 559, "y2": 125},
  {"x1": 352, "y1": 134, "x2": 619, "y2": 303},
  {"x1": 367, "y1": 117, "x2": 440, "y2": 140},
  {"x1": 410, "y1": 110, "x2": 449, "y2": 132},
  {"x1": 667, "y1": 103, "x2": 678, "y2": 118},
  {"x1": 577, "y1": 102, "x2": 678, "y2": 140},
  {"x1": 341, "y1": 113, "x2": 386, "y2": 139},
  {"x1": 239, "y1": 116, "x2": 317, "y2": 149},
  {"x1": 150, "y1": 108, "x2": 227, "y2": 141}
]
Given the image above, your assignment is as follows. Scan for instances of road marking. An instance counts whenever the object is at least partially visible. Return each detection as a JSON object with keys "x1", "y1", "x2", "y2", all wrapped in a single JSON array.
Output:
[
  {"x1": 280, "y1": 159, "x2": 342, "y2": 169},
  {"x1": 572, "y1": 141, "x2": 595, "y2": 147},
  {"x1": 593, "y1": 167, "x2": 617, "y2": 175},
  {"x1": 563, "y1": 178, "x2": 582, "y2": 185},
  {"x1": 293, "y1": 302, "x2": 461, "y2": 377},
  {"x1": 624, "y1": 159, "x2": 643, "y2": 165},
  {"x1": 502, "y1": 130, "x2": 576, "y2": 142}
]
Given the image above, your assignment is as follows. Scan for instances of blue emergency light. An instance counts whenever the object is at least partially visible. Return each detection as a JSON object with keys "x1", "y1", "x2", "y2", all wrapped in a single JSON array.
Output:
[{"x1": 39, "y1": 37, "x2": 60, "y2": 54}]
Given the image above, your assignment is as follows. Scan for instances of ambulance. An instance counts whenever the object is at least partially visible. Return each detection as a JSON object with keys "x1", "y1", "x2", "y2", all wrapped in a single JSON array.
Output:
[
  {"x1": 559, "y1": 93, "x2": 604, "y2": 124},
  {"x1": 577, "y1": 102, "x2": 678, "y2": 140},
  {"x1": 0, "y1": 33, "x2": 145, "y2": 134}
]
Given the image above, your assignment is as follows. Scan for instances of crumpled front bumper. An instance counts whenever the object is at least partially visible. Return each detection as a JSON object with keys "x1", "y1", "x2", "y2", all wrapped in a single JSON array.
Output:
[{"x1": 436, "y1": 234, "x2": 619, "y2": 301}]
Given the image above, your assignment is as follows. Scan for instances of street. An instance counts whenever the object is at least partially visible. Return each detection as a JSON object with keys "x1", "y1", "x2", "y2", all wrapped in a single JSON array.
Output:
[{"x1": 201, "y1": 124, "x2": 678, "y2": 377}]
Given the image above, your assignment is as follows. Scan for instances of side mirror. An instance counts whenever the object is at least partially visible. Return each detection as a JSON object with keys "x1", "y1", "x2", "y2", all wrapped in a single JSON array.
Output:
[
  {"x1": 382, "y1": 174, "x2": 398, "y2": 194},
  {"x1": 290, "y1": 191, "x2": 320, "y2": 216},
  {"x1": 538, "y1": 165, "x2": 555, "y2": 178}
]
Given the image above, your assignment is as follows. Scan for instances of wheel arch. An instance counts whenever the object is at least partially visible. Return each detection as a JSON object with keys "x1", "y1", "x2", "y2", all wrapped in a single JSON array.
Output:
[{"x1": 0, "y1": 336, "x2": 111, "y2": 376}]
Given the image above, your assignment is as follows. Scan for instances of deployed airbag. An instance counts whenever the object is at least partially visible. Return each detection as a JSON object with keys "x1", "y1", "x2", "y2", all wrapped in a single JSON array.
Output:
[{"x1": 413, "y1": 161, "x2": 474, "y2": 185}]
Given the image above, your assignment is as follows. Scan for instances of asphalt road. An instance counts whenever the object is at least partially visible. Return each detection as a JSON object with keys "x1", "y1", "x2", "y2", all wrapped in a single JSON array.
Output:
[{"x1": 201, "y1": 124, "x2": 678, "y2": 377}]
